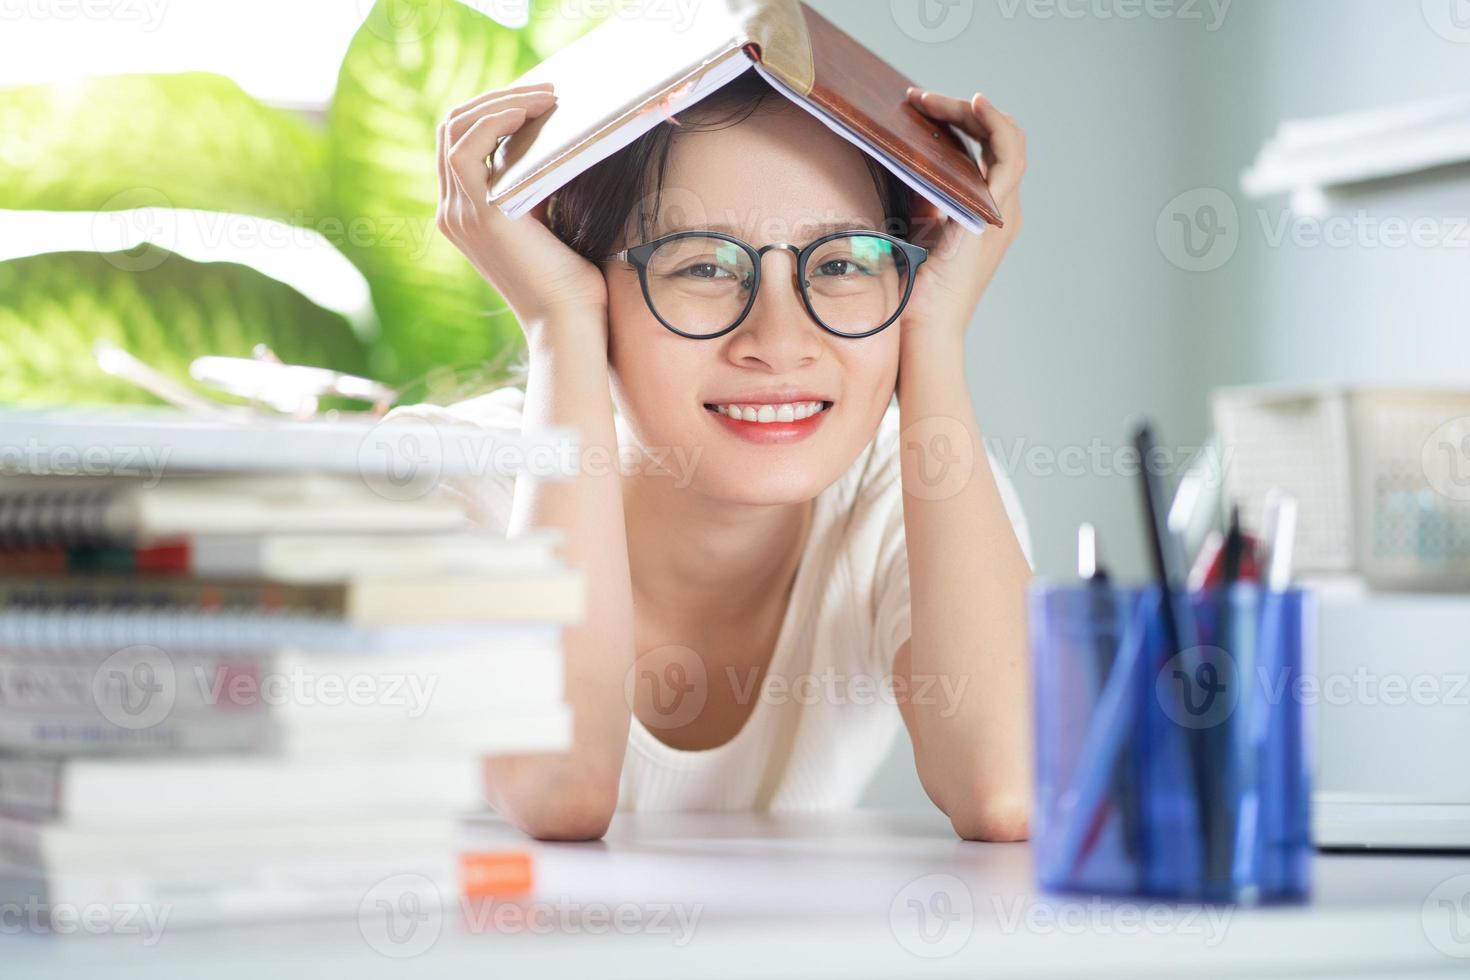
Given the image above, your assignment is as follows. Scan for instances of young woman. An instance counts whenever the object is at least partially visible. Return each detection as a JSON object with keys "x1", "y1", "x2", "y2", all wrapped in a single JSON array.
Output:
[{"x1": 425, "y1": 69, "x2": 1033, "y2": 842}]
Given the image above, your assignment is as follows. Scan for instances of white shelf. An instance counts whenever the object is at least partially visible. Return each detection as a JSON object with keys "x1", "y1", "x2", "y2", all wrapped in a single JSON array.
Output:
[{"x1": 1241, "y1": 92, "x2": 1470, "y2": 212}]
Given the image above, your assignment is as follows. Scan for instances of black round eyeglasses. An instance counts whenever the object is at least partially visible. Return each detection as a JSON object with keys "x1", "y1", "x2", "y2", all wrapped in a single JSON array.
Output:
[{"x1": 602, "y1": 229, "x2": 928, "y2": 340}]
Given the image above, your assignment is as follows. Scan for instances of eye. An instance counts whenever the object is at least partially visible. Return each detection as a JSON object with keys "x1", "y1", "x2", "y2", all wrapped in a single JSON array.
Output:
[
  {"x1": 671, "y1": 260, "x2": 751, "y2": 289},
  {"x1": 680, "y1": 261, "x2": 737, "y2": 280},
  {"x1": 813, "y1": 257, "x2": 871, "y2": 278}
]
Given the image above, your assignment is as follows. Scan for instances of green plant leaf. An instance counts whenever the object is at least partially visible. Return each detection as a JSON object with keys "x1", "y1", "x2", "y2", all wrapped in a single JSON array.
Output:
[
  {"x1": 0, "y1": 73, "x2": 327, "y2": 226},
  {"x1": 0, "y1": 249, "x2": 369, "y2": 407},
  {"x1": 522, "y1": 0, "x2": 609, "y2": 63},
  {"x1": 327, "y1": 0, "x2": 606, "y2": 385},
  {"x1": 328, "y1": 0, "x2": 527, "y2": 385}
]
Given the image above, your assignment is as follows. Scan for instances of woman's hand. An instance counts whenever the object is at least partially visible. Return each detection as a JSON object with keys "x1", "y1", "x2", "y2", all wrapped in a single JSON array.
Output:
[
  {"x1": 436, "y1": 81, "x2": 609, "y2": 338},
  {"x1": 898, "y1": 88, "x2": 1027, "y2": 340}
]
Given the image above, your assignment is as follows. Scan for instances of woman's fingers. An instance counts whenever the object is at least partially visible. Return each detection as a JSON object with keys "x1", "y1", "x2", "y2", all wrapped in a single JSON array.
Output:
[
  {"x1": 970, "y1": 94, "x2": 1025, "y2": 205},
  {"x1": 435, "y1": 120, "x2": 452, "y2": 207},
  {"x1": 448, "y1": 107, "x2": 528, "y2": 203},
  {"x1": 439, "y1": 83, "x2": 558, "y2": 216},
  {"x1": 447, "y1": 80, "x2": 555, "y2": 121},
  {"x1": 446, "y1": 88, "x2": 556, "y2": 145},
  {"x1": 907, "y1": 87, "x2": 1026, "y2": 205},
  {"x1": 438, "y1": 117, "x2": 476, "y2": 203}
]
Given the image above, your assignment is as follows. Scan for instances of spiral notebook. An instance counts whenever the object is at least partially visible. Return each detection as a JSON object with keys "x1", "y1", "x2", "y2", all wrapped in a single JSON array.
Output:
[
  {"x1": 0, "y1": 474, "x2": 475, "y2": 549},
  {"x1": 0, "y1": 611, "x2": 563, "y2": 653},
  {"x1": 487, "y1": 0, "x2": 1000, "y2": 234}
]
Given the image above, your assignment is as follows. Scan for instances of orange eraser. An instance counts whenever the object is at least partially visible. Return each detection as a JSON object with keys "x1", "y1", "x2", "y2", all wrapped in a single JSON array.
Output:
[{"x1": 460, "y1": 851, "x2": 534, "y2": 899}]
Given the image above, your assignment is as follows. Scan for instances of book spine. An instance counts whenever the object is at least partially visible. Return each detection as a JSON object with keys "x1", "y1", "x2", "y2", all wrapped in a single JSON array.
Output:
[
  {"x1": 0, "y1": 413, "x2": 578, "y2": 478},
  {"x1": 0, "y1": 609, "x2": 562, "y2": 653},
  {"x1": 0, "y1": 647, "x2": 563, "y2": 722},
  {"x1": 0, "y1": 757, "x2": 483, "y2": 829},
  {"x1": 32, "y1": 859, "x2": 455, "y2": 931},
  {"x1": 0, "y1": 576, "x2": 348, "y2": 615},
  {"x1": 0, "y1": 715, "x2": 277, "y2": 756},
  {"x1": 0, "y1": 759, "x2": 59, "y2": 820},
  {"x1": 0, "y1": 703, "x2": 571, "y2": 759},
  {"x1": 16, "y1": 850, "x2": 532, "y2": 932},
  {"x1": 0, "y1": 543, "x2": 191, "y2": 576}
]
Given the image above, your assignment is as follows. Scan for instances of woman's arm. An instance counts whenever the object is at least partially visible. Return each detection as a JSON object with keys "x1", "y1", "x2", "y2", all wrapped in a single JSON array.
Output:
[
  {"x1": 487, "y1": 318, "x2": 635, "y2": 841},
  {"x1": 891, "y1": 332, "x2": 1033, "y2": 842},
  {"x1": 890, "y1": 90, "x2": 1034, "y2": 842},
  {"x1": 436, "y1": 82, "x2": 632, "y2": 840}
]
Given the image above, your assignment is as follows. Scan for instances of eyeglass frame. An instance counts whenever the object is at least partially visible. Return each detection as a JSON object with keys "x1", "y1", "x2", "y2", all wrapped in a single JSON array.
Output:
[{"x1": 601, "y1": 229, "x2": 929, "y2": 341}]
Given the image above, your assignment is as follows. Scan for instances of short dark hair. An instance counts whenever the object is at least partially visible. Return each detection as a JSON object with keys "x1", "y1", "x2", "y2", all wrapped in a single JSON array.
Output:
[{"x1": 545, "y1": 71, "x2": 915, "y2": 261}]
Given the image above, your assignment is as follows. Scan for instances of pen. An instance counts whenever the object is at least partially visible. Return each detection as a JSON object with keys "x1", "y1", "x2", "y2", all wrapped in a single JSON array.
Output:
[
  {"x1": 1168, "y1": 437, "x2": 1225, "y2": 579},
  {"x1": 1133, "y1": 423, "x2": 1200, "y2": 654},
  {"x1": 1132, "y1": 422, "x2": 1216, "y2": 892},
  {"x1": 1240, "y1": 490, "x2": 1299, "y2": 899},
  {"x1": 1207, "y1": 504, "x2": 1246, "y2": 889},
  {"x1": 1078, "y1": 523, "x2": 1117, "y2": 694},
  {"x1": 1221, "y1": 505, "x2": 1245, "y2": 587},
  {"x1": 1078, "y1": 524, "x2": 1142, "y2": 881},
  {"x1": 1237, "y1": 491, "x2": 1298, "y2": 894}
]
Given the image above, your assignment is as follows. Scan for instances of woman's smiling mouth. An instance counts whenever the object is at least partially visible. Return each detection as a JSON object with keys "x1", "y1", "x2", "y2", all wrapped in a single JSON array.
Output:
[
  {"x1": 704, "y1": 400, "x2": 831, "y2": 423},
  {"x1": 701, "y1": 397, "x2": 834, "y2": 444}
]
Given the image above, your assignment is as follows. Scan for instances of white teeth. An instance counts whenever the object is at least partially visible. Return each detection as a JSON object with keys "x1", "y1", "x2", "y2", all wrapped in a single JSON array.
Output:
[{"x1": 709, "y1": 401, "x2": 827, "y2": 423}]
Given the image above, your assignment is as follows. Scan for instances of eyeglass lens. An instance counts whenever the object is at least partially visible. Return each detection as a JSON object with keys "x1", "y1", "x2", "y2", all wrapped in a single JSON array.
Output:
[{"x1": 642, "y1": 234, "x2": 911, "y2": 337}]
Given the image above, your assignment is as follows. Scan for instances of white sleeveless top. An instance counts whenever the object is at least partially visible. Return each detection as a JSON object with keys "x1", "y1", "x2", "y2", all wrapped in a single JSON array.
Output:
[{"x1": 393, "y1": 387, "x2": 1031, "y2": 812}]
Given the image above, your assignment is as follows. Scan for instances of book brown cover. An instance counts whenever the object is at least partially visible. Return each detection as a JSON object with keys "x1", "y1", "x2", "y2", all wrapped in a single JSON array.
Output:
[{"x1": 488, "y1": 0, "x2": 1000, "y2": 229}]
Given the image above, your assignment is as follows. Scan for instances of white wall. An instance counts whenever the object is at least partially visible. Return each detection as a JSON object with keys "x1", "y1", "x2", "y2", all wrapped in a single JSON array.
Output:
[
  {"x1": 818, "y1": 0, "x2": 1211, "y2": 589},
  {"x1": 1243, "y1": 1, "x2": 1470, "y2": 385},
  {"x1": 846, "y1": 0, "x2": 1470, "y2": 807}
]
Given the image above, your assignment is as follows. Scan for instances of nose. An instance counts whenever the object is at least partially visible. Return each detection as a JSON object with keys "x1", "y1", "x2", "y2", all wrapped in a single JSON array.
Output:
[{"x1": 724, "y1": 244, "x2": 823, "y2": 370}]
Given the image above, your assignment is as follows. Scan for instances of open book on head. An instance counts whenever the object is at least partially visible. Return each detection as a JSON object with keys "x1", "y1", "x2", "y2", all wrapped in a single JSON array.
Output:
[{"x1": 484, "y1": 0, "x2": 1000, "y2": 235}]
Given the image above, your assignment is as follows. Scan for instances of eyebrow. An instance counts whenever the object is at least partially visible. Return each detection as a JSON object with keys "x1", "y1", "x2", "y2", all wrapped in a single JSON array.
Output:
[{"x1": 653, "y1": 218, "x2": 885, "y2": 241}]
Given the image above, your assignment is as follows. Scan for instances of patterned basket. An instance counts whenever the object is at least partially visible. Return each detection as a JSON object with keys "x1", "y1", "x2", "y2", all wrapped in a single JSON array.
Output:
[{"x1": 1213, "y1": 385, "x2": 1470, "y2": 590}]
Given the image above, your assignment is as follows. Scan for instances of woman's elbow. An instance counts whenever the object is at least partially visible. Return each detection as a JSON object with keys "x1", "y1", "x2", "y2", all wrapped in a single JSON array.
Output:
[
  {"x1": 519, "y1": 803, "x2": 615, "y2": 842},
  {"x1": 949, "y1": 794, "x2": 1031, "y2": 843},
  {"x1": 486, "y1": 764, "x2": 620, "y2": 842}
]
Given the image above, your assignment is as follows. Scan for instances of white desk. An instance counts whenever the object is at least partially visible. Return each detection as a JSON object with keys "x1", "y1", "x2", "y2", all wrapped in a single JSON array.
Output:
[{"x1": 10, "y1": 809, "x2": 1470, "y2": 978}]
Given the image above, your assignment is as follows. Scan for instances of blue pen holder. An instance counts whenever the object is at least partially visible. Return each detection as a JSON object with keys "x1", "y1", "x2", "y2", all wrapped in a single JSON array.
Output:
[{"x1": 1030, "y1": 582, "x2": 1313, "y2": 904}]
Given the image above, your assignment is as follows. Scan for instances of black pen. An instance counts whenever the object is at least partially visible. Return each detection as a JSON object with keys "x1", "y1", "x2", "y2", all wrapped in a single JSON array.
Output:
[
  {"x1": 1221, "y1": 506, "x2": 1245, "y2": 588},
  {"x1": 1132, "y1": 422, "x2": 1217, "y2": 891},
  {"x1": 1209, "y1": 504, "x2": 1246, "y2": 888}
]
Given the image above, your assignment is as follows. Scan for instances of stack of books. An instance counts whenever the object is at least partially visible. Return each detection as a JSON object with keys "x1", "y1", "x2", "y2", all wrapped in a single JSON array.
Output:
[{"x1": 0, "y1": 407, "x2": 582, "y2": 930}]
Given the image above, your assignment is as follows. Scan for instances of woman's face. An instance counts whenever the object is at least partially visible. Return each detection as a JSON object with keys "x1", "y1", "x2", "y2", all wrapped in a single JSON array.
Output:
[{"x1": 604, "y1": 99, "x2": 901, "y2": 506}]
